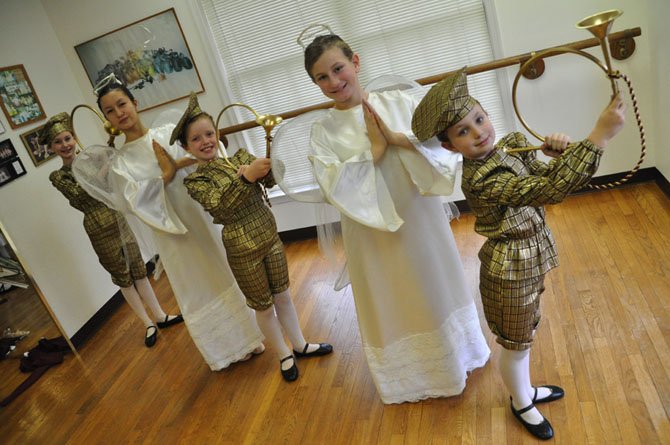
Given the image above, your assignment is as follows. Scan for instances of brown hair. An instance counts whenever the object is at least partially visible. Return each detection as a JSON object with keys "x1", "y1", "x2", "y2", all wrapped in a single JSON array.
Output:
[
  {"x1": 96, "y1": 83, "x2": 136, "y2": 112},
  {"x1": 304, "y1": 34, "x2": 354, "y2": 81}
]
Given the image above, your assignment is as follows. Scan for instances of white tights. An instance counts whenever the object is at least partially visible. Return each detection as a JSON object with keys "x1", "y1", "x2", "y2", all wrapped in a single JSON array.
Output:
[
  {"x1": 255, "y1": 290, "x2": 319, "y2": 371},
  {"x1": 119, "y1": 278, "x2": 167, "y2": 328}
]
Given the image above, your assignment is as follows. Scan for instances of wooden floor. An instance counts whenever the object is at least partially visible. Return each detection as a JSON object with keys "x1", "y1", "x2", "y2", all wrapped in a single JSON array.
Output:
[
  {"x1": 0, "y1": 283, "x2": 63, "y2": 394},
  {"x1": 0, "y1": 182, "x2": 669, "y2": 444}
]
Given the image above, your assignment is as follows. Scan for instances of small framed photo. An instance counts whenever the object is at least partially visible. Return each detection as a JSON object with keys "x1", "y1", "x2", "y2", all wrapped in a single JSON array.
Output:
[
  {"x1": 20, "y1": 124, "x2": 55, "y2": 166},
  {"x1": 0, "y1": 65, "x2": 46, "y2": 129},
  {"x1": 75, "y1": 8, "x2": 204, "y2": 112},
  {"x1": 0, "y1": 138, "x2": 18, "y2": 163},
  {"x1": 0, "y1": 157, "x2": 26, "y2": 187}
]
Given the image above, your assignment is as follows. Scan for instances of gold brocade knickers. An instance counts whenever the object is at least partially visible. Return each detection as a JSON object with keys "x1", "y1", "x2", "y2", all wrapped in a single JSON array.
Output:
[
  {"x1": 479, "y1": 270, "x2": 545, "y2": 351},
  {"x1": 227, "y1": 236, "x2": 290, "y2": 311},
  {"x1": 90, "y1": 232, "x2": 146, "y2": 288}
]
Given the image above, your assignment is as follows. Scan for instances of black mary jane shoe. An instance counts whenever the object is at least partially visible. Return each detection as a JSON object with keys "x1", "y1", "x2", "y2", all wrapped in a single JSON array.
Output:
[
  {"x1": 145, "y1": 326, "x2": 158, "y2": 348},
  {"x1": 280, "y1": 355, "x2": 299, "y2": 382},
  {"x1": 532, "y1": 385, "x2": 565, "y2": 404},
  {"x1": 511, "y1": 401, "x2": 553, "y2": 440},
  {"x1": 293, "y1": 342, "x2": 333, "y2": 358},
  {"x1": 157, "y1": 314, "x2": 184, "y2": 329}
]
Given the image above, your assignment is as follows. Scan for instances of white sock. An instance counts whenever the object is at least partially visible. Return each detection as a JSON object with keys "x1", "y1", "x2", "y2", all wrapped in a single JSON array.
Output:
[
  {"x1": 500, "y1": 348, "x2": 545, "y2": 424},
  {"x1": 134, "y1": 278, "x2": 167, "y2": 321},
  {"x1": 273, "y1": 290, "x2": 311, "y2": 352},
  {"x1": 120, "y1": 286, "x2": 154, "y2": 328},
  {"x1": 255, "y1": 307, "x2": 293, "y2": 370}
]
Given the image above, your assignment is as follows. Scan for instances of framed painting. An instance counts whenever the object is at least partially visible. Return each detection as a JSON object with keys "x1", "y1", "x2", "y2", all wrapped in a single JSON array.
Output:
[
  {"x1": 0, "y1": 65, "x2": 46, "y2": 129},
  {"x1": 75, "y1": 8, "x2": 204, "y2": 112},
  {"x1": 20, "y1": 125, "x2": 55, "y2": 166}
]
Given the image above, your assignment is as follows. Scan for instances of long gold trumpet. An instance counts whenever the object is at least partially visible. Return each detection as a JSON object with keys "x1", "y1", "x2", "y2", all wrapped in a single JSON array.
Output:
[
  {"x1": 505, "y1": 10, "x2": 646, "y2": 190},
  {"x1": 70, "y1": 104, "x2": 122, "y2": 148}
]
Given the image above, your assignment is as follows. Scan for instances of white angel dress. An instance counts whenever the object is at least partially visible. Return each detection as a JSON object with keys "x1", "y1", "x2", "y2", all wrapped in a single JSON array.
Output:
[
  {"x1": 73, "y1": 124, "x2": 263, "y2": 370},
  {"x1": 308, "y1": 89, "x2": 490, "y2": 404}
]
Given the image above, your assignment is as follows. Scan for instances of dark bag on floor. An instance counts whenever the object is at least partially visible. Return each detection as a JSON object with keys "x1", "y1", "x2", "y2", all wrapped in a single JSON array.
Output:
[
  {"x1": 19, "y1": 337, "x2": 69, "y2": 372},
  {"x1": 1, "y1": 336, "x2": 70, "y2": 407}
]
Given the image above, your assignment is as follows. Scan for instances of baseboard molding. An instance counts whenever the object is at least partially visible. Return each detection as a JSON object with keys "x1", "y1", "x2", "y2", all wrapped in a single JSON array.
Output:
[
  {"x1": 70, "y1": 291, "x2": 123, "y2": 349},
  {"x1": 278, "y1": 226, "x2": 318, "y2": 243},
  {"x1": 653, "y1": 167, "x2": 670, "y2": 197}
]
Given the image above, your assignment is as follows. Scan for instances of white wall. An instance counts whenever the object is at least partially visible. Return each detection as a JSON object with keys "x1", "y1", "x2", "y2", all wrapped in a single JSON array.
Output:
[
  {"x1": 0, "y1": 0, "x2": 666, "y2": 336},
  {"x1": 0, "y1": 0, "x2": 120, "y2": 337},
  {"x1": 493, "y1": 0, "x2": 658, "y2": 175}
]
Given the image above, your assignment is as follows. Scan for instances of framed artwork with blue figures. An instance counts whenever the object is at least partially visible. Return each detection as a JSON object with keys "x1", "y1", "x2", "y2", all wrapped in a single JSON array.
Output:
[{"x1": 75, "y1": 8, "x2": 204, "y2": 112}]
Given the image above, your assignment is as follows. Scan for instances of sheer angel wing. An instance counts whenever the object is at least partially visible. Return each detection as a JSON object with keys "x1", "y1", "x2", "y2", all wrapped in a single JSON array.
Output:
[
  {"x1": 150, "y1": 108, "x2": 183, "y2": 130},
  {"x1": 364, "y1": 74, "x2": 428, "y2": 102},
  {"x1": 271, "y1": 108, "x2": 330, "y2": 203},
  {"x1": 71, "y1": 144, "x2": 126, "y2": 211}
]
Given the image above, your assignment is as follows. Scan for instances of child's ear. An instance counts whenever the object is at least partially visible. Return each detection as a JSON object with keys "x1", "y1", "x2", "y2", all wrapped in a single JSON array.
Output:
[{"x1": 440, "y1": 140, "x2": 456, "y2": 152}]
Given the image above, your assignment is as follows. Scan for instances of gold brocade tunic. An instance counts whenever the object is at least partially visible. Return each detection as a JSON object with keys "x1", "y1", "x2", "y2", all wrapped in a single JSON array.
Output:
[
  {"x1": 462, "y1": 132, "x2": 603, "y2": 281},
  {"x1": 183, "y1": 149, "x2": 288, "y2": 310},
  {"x1": 49, "y1": 165, "x2": 146, "y2": 287}
]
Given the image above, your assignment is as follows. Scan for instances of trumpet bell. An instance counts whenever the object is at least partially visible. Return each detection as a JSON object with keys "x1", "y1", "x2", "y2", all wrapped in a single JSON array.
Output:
[
  {"x1": 256, "y1": 114, "x2": 283, "y2": 129},
  {"x1": 103, "y1": 121, "x2": 122, "y2": 136},
  {"x1": 576, "y1": 9, "x2": 622, "y2": 39}
]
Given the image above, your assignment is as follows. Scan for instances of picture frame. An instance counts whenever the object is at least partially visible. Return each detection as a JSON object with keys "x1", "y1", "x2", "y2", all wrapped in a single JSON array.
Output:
[
  {"x1": 0, "y1": 138, "x2": 18, "y2": 163},
  {"x1": 20, "y1": 125, "x2": 55, "y2": 166},
  {"x1": 0, "y1": 65, "x2": 46, "y2": 130},
  {"x1": 0, "y1": 156, "x2": 26, "y2": 188},
  {"x1": 75, "y1": 8, "x2": 204, "y2": 112},
  {"x1": 0, "y1": 119, "x2": 5, "y2": 135}
]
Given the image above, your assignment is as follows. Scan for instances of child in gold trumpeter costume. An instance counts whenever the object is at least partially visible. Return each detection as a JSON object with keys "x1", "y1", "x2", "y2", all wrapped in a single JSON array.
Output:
[
  {"x1": 412, "y1": 67, "x2": 626, "y2": 440},
  {"x1": 173, "y1": 93, "x2": 333, "y2": 382},
  {"x1": 43, "y1": 112, "x2": 183, "y2": 348}
]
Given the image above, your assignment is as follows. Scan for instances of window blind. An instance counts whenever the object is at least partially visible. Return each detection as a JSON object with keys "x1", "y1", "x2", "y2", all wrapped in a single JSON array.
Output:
[{"x1": 198, "y1": 0, "x2": 509, "y2": 193}]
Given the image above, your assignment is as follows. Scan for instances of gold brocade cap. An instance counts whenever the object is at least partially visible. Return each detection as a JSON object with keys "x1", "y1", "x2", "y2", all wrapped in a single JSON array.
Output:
[
  {"x1": 411, "y1": 66, "x2": 477, "y2": 142},
  {"x1": 170, "y1": 92, "x2": 204, "y2": 145},
  {"x1": 38, "y1": 112, "x2": 74, "y2": 146}
]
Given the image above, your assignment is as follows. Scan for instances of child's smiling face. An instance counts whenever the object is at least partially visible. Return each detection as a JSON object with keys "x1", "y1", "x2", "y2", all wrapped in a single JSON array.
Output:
[{"x1": 441, "y1": 103, "x2": 495, "y2": 160}]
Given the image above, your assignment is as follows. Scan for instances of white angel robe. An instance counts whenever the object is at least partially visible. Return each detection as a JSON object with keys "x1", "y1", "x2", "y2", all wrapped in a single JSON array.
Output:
[
  {"x1": 309, "y1": 90, "x2": 490, "y2": 404},
  {"x1": 76, "y1": 125, "x2": 262, "y2": 370}
]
